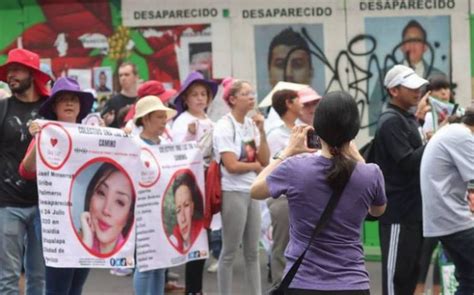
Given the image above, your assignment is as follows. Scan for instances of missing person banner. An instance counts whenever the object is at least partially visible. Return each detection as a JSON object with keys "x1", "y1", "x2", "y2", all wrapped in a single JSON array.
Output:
[
  {"x1": 136, "y1": 141, "x2": 208, "y2": 272},
  {"x1": 36, "y1": 120, "x2": 140, "y2": 268}
]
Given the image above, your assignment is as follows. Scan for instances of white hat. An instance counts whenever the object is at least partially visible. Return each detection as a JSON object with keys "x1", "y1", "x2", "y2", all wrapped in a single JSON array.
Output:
[
  {"x1": 259, "y1": 81, "x2": 308, "y2": 108},
  {"x1": 384, "y1": 65, "x2": 428, "y2": 89},
  {"x1": 133, "y1": 95, "x2": 177, "y2": 124}
]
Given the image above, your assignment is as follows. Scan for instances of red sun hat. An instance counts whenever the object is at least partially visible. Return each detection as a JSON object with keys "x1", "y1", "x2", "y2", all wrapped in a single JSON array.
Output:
[
  {"x1": 0, "y1": 48, "x2": 52, "y2": 97},
  {"x1": 124, "y1": 80, "x2": 177, "y2": 123}
]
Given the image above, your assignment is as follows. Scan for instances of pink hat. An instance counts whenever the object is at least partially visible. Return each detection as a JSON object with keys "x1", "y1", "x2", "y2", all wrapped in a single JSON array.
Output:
[
  {"x1": 297, "y1": 87, "x2": 322, "y2": 104},
  {"x1": 221, "y1": 77, "x2": 235, "y2": 105}
]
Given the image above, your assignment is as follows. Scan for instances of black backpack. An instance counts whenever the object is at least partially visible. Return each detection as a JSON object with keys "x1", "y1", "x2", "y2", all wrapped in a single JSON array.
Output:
[{"x1": 359, "y1": 108, "x2": 408, "y2": 163}]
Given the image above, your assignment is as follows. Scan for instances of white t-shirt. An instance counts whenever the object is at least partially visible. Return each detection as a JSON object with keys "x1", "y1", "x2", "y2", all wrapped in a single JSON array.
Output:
[
  {"x1": 421, "y1": 123, "x2": 474, "y2": 237},
  {"x1": 171, "y1": 111, "x2": 213, "y2": 143},
  {"x1": 213, "y1": 113, "x2": 260, "y2": 192},
  {"x1": 266, "y1": 122, "x2": 291, "y2": 158}
]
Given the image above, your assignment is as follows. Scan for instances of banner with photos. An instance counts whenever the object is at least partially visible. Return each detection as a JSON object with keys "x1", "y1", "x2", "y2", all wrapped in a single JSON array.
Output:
[
  {"x1": 36, "y1": 120, "x2": 140, "y2": 268},
  {"x1": 135, "y1": 141, "x2": 208, "y2": 272}
]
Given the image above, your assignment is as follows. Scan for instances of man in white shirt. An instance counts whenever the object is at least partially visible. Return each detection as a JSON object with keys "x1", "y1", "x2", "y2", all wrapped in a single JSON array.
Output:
[
  {"x1": 420, "y1": 108, "x2": 474, "y2": 295},
  {"x1": 266, "y1": 86, "x2": 321, "y2": 283}
]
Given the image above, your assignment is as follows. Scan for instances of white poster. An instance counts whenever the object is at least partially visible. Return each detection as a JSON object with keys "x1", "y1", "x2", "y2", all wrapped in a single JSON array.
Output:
[
  {"x1": 136, "y1": 142, "x2": 208, "y2": 271},
  {"x1": 36, "y1": 120, "x2": 140, "y2": 268}
]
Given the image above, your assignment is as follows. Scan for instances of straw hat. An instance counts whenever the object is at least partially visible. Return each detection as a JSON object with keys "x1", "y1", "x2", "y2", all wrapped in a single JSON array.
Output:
[{"x1": 133, "y1": 95, "x2": 177, "y2": 124}]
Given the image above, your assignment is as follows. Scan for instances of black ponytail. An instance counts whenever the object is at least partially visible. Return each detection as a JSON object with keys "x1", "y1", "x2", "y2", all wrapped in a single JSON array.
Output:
[{"x1": 313, "y1": 91, "x2": 360, "y2": 191}]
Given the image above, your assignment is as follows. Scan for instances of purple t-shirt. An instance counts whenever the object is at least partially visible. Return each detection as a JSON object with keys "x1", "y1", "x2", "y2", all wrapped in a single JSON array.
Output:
[{"x1": 267, "y1": 154, "x2": 386, "y2": 291}]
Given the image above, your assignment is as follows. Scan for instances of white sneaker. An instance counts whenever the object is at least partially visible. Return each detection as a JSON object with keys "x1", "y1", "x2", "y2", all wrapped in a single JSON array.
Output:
[
  {"x1": 110, "y1": 268, "x2": 133, "y2": 277},
  {"x1": 207, "y1": 258, "x2": 219, "y2": 273}
]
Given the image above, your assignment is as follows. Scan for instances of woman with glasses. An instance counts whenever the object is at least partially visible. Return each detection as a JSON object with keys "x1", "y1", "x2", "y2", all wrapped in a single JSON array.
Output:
[{"x1": 213, "y1": 78, "x2": 270, "y2": 295}]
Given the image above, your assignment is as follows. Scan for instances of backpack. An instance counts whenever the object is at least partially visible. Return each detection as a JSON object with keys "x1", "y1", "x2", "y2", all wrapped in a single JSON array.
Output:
[
  {"x1": 203, "y1": 115, "x2": 236, "y2": 228},
  {"x1": 359, "y1": 108, "x2": 408, "y2": 163}
]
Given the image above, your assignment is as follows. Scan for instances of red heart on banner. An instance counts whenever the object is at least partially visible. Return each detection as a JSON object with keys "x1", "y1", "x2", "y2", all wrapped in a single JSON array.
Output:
[
  {"x1": 144, "y1": 161, "x2": 150, "y2": 168},
  {"x1": 50, "y1": 138, "x2": 58, "y2": 147}
]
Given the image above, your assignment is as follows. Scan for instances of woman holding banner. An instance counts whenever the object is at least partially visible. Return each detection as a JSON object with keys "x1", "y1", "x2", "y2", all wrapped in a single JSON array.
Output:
[
  {"x1": 132, "y1": 95, "x2": 177, "y2": 295},
  {"x1": 213, "y1": 78, "x2": 269, "y2": 295},
  {"x1": 19, "y1": 77, "x2": 94, "y2": 295},
  {"x1": 171, "y1": 71, "x2": 218, "y2": 294}
]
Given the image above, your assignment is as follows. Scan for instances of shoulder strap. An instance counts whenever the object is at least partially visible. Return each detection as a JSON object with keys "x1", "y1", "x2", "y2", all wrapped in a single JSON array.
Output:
[
  {"x1": 277, "y1": 164, "x2": 356, "y2": 291},
  {"x1": 0, "y1": 97, "x2": 9, "y2": 137}
]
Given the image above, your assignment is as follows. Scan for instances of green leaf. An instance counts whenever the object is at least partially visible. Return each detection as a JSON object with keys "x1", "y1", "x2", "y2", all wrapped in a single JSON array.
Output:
[
  {"x1": 89, "y1": 48, "x2": 102, "y2": 57},
  {"x1": 0, "y1": 0, "x2": 45, "y2": 49},
  {"x1": 130, "y1": 30, "x2": 153, "y2": 55},
  {"x1": 101, "y1": 56, "x2": 118, "y2": 73}
]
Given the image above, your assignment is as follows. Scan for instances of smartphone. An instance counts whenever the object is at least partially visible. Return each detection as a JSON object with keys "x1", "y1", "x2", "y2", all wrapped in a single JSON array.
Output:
[{"x1": 307, "y1": 129, "x2": 321, "y2": 149}]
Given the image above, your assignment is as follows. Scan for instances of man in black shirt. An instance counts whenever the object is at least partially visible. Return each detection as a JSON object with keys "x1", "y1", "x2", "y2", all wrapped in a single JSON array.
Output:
[
  {"x1": 101, "y1": 62, "x2": 138, "y2": 128},
  {"x1": 0, "y1": 48, "x2": 51, "y2": 294},
  {"x1": 373, "y1": 64, "x2": 430, "y2": 295}
]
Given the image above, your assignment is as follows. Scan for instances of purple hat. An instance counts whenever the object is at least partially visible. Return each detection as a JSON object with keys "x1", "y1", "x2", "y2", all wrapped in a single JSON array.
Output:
[
  {"x1": 39, "y1": 77, "x2": 94, "y2": 122},
  {"x1": 174, "y1": 71, "x2": 218, "y2": 115}
]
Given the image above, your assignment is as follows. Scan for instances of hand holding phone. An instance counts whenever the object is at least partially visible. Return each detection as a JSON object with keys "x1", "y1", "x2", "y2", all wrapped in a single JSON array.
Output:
[{"x1": 306, "y1": 129, "x2": 321, "y2": 149}]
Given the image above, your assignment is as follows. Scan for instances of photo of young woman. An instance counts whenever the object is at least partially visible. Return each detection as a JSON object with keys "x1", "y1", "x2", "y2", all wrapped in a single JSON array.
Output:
[
  {"x1": 79, "y1": 162, "x2": 135, "y2": 256},
  {"x1": 166, "y1": 171, "x2": 204, "y2": 254}
]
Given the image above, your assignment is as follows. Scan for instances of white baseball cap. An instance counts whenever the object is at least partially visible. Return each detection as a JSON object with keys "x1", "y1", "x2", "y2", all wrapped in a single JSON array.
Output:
[{"x1": 384, "y1": 65, "x2": 428, "y2": 89}]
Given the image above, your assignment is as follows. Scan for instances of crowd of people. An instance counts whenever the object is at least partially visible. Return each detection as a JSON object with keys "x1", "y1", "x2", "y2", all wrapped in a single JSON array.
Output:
[{"x1": 0, "y1": 47, "x2": 472, "y2": 295}]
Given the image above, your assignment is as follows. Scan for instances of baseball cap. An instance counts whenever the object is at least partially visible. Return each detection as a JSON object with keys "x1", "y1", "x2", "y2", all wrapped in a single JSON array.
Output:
[
  {"x1": 384, "y1": 65, "x2": 428, "y2": 89},
  {"x1": 259, "y1": 81, "x2": 308, "y2": 108}
]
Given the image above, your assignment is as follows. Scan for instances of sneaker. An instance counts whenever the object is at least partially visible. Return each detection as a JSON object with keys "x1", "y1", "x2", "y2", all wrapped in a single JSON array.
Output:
[
  {"x1": 167, "y1": 271, "x2": 180, "y2": 281},
  {"x1": 207, "y1": 257, "x2": 219, "y2": 273},
  {"x1": 110, "y1": 268, "x2": 133, "y2": 277}
]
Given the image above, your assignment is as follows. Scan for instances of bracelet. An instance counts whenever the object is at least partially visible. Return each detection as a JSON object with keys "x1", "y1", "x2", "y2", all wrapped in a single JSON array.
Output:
[{"x1": 272, "y1": 151, "x2": 286, "y2": 161}]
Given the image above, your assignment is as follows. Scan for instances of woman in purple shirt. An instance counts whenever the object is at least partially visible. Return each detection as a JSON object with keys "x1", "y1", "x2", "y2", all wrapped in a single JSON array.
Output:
[{"x1": 251, "y1": 91, "x2": 387, "y2": 295}]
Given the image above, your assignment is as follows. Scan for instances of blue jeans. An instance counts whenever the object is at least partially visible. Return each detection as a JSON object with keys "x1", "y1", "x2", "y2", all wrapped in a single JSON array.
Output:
[
  {"x1": 133, "y1": 268, "x2": 165, "y2": 295},
  {"x1": 439, "y1": 227, "x2": 474, "y2": 295},
  {"x1": 0, "y1": 206, "x2": 45, "y2": 295},
  {"x1": 45, "y1": 267, "x2": 89, "y2": 295},
  {"x1": 209, "y1": 229, "x2": 222, "y2": 259}
]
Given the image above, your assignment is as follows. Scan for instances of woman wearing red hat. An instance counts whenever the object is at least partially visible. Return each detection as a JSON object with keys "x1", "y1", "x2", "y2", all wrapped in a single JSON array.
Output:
[{"x1": 18, "y1": 77, "x2": 94, "y2": 295}]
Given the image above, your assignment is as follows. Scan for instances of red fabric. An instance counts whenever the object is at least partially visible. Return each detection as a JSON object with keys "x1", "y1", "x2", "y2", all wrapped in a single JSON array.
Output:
[
  {"x1": 18, "y1": 139, "x2": 37, "y2": 181},
  {"x1": 203, "y1": 160, "x2": 222, "y2": 228},
  {"x1": 171, "y1": 218, "x2": 204, "y2": 254},
  {"x1": 0, "y1": 49, "x2": 52, "y2": 97}
]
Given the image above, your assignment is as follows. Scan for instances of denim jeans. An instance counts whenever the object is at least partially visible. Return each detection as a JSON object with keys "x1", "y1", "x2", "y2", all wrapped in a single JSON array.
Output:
[
  {"x1": 133, "y1": 268, "x2": 165, "y2": 295},
  {"x1": 45, "y1": 267, "x2": 89, "y2": 295},
  {"x1": 209, "y1": 229, "x2": 222, "y2": 259},
  {"x1": 0, "y1": 206, "x2": 45, "y2": 295},
  {"x1": 439, "y1": 227, "x2": 474, "y2": 295}
]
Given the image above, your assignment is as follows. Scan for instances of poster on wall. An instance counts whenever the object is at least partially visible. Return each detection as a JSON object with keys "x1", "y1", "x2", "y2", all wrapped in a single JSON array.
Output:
[
  {"x1": 174, "y1": 27, "x2": 213, "y2": 80},
  {"x1": 67, "y1": 69, "x2": 93, "y2": 90},
  {"x1": 36, "y1": 121, "x2": 140, "y2": 268},
  {"x1": 345, "y1": 0, "x2": 470, "y2": 135},
  {"x1": 136, "y1": 142, "x2": 208, "y2": 271},
  {"x1": 254, "y1": 23, "x2": 326, "y2": 100},
  {"x1": 93, "y1": 66, "x2": 113, "y2": 94},
  {"x1": 229, "y1": 0, "x2": 346, "y2": 103}
]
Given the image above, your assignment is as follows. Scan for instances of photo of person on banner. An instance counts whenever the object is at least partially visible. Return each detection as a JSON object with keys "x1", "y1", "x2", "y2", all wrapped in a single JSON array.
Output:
[
  {"x1": 166, "y1": 170, "x2": 204, "y2": 254},
  {"x1": 254, "y1": 25, "x2": 326, "y2": 103},
  {"x1": 79, "y1": 162, "x2": 135, "y2": 256}
]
